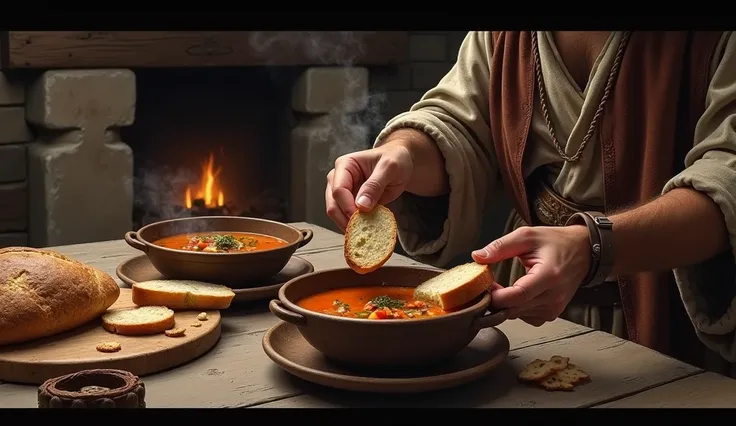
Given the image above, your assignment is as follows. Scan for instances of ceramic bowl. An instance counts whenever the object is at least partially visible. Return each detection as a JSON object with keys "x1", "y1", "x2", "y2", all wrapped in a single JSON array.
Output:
[
  {"x1": 124, "y1": 216, "x2": 313, "y2": 285},
  {"x1": 269, "y1": 266, "x2": 508, "y2": 368}
]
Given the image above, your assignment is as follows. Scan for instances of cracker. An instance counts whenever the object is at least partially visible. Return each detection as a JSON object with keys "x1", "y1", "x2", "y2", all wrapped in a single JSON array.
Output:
[
  {"x1": 518, "y1": 355, "x2": 570, "y2": 382},
  {"x1": 164, "y1": 327, "x2": 187, "y2": 337},
  {"x1": 537, "y1": 363, "x2": 591, "y2": 391},
  {"x1": 190, "y1": 322, "x2": 202, "y2": 328},
  {"x1": 538, "y1": 373, "x2": 576, "y2": 391},
  {"x1": 556, "y1": 363, "x2": 591, "y2": 385},
  {"x1": 96, "y1": 341, "x2": 122, "y2": 353},
  {"x1": 197, "y1": 312, "x2": 208, "y2": 321}
]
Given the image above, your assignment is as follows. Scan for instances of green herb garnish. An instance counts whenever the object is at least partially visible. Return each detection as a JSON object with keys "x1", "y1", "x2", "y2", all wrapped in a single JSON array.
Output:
[
  {"x1": 212, "y1": 234, "x2": 243, "y2": 251},
  {"x1": 354, "y1": 311, "x2": 371, "y2": 318},
  {"x1": 238, "y1": 236, "x2": 257, "y2": 248},
  {"x1": 369, "y1": 295, "x2": 405, "y2": 309},
  {"x1": 332, "y1": 299, "x2": 350, "y2": 313}
]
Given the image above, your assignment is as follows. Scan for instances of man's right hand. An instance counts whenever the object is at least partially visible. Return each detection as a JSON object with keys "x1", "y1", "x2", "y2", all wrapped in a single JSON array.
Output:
[{"x1": 325, "y1": 142, "x2": 414, "y2": 230}]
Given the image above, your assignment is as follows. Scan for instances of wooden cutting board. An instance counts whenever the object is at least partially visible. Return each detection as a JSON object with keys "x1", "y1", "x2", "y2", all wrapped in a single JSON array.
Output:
[{"x1": 0, "y1": 288, "x2": 222, "y2": 385}]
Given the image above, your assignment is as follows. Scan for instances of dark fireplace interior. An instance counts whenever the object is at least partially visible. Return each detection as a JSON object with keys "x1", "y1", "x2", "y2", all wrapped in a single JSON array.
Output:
[{"x1": 122, "y1": 67, "x2": 302, "y2": 229}]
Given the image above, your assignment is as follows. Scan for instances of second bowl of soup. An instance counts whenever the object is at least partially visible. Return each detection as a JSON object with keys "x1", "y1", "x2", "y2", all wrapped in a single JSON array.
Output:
[
  {"x1": 269, "y1": 266, "x2": 508, "y2": 367},
  {"x1": 124, "y1": 216, "x2": 313, "y2": 285}
]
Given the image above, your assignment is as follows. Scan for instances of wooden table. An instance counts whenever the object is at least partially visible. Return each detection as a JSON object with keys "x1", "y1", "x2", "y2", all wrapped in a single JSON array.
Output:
[{"x1": 1, "y1": 222, "x2": 735, "y2": 408}]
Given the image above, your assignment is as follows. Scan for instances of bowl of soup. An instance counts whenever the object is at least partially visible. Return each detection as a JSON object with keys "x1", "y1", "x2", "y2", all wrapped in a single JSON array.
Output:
[
  {"x1": 124, "y1": 216, "x2": 313, "y2": 285},
  {"x1": 268, "y1": 266, "x2": 508, "y2": 367}
]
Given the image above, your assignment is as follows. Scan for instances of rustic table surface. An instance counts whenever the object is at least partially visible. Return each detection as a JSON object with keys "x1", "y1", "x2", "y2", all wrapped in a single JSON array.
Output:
[{"x1": 2, "y1": 222, "x2": 735, "y2": 408}]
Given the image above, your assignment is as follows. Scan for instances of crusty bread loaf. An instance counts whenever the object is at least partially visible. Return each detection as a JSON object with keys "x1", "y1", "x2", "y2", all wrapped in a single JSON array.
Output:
[
  {"x1": 344, "y1": 204, "x2": 398, "y2": 274},
  {"x1": 102, "y1": 306, "x2": 175, "y2": 336},
  {"x1": 0, "y1": 246, "x2": 121, "y2": 346},
  {"x1": 413, "y1": 262, "x2": 494, "y2": 311},
  {"x1": 132, "y1": 279, "x2": 235, "y2": 310}
]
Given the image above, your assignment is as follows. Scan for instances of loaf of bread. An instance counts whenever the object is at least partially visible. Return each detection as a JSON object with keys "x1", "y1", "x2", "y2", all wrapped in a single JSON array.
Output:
[
  {"x1": 344, "y1": 204, "x2": 398, "y2": 274},
  {"x1": 413, "y1": 262, "x2": 494, "y2": 311},
  {"x1": 0, "y1": 247, "x2": 121, "y2": 346}
]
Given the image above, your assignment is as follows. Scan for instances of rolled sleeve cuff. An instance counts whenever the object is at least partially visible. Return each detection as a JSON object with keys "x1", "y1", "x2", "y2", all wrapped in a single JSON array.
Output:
[
  {"x1": 372, "y1": 111, "x2": 487, "y2": 267},
  {"x1": 663, "y1": 158, "x2": 736, "y2": 361}
]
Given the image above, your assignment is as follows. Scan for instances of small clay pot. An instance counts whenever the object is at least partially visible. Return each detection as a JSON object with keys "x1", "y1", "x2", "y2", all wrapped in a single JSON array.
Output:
[{"x1": 38, "y1": 369, "x2": 146, "y2": 408}]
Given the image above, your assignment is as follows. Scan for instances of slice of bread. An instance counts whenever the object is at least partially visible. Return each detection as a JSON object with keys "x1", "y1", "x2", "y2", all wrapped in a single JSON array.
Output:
[
  {"x1": 344, "y1": 204, "x2": 398, "y2": 274},
  {"x1": 413, "y1": 262, "x2": 494, "y2": 311},
  {"x1": 132, "y1": 279, "x2": 235, "y2": 310},
  {"x1": 102, "y1": 306, "x2": 175, "y2": 336}
]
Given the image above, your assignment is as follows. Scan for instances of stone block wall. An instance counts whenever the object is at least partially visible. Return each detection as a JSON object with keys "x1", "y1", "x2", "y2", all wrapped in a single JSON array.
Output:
[
  {"x1": 0, "y1": 73, "x2": 33, "y2": 248},
  {"x1": 0, "y1": 31, "x2": 475, "y2": 248},
  {"x1": 368, "y1": 31, "x2": 468, "y2": 138}
]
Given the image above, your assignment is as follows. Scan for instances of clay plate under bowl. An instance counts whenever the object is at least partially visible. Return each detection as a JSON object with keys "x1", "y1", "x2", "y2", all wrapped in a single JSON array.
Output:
[
  {"x1": 262, "y1": 321, "x2": 510, "y2": 393},
  {"x1": 117, "y1": 254, "x2": 315, "y2": 304},
  {"x1": 123, "y1": 216, "x2": 313, "y2": 285},
  {"x1": 269, "y1": 266, "x2": 509, "y2": 368}
]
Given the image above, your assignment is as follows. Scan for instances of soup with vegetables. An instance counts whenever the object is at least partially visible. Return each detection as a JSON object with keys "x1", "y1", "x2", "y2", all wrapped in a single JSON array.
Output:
[
  {"x1": 297, "y1": 286, "x2": 448, "y2": 320},
  {"x1": 153, "y1": 232, "x2": 288, "y2": 253}
]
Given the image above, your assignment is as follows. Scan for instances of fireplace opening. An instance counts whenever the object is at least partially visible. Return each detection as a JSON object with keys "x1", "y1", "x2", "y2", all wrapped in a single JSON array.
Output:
[{"x1": 122, "y1": 67, "x2": 301, "y2": 229}]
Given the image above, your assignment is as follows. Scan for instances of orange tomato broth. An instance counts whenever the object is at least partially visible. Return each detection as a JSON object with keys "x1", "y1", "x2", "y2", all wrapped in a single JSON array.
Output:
[
  {"x1": 297, "y1": 286, "x2": 448, "y2": 320},
  {"x1": 153, "y1": 231, "x2": 288, "y2": 253}
]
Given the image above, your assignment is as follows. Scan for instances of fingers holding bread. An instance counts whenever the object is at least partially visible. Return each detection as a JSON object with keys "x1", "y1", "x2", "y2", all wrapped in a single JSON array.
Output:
[{"x1": 344, "y1": 204, "x2": 398, "y2": 274}]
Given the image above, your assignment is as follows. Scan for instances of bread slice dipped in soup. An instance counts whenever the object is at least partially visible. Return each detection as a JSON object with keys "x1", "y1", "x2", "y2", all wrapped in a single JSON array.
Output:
[{"x1": 297, "y1": 262, "x2": 494, "y2": 320}]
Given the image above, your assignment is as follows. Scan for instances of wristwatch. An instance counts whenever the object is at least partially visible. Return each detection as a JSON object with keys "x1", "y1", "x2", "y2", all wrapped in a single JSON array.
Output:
[{"x1": 564, "y1": 211, "x2": 615, "y2": 288}]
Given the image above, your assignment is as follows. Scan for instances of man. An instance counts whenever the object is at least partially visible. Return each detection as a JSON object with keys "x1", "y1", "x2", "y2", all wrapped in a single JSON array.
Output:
[{"x1": 324, "y1": 31, "x2": 736, "y2": 374}]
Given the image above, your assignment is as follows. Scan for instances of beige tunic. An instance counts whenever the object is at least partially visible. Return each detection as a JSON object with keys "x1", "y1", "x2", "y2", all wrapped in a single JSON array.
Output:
[{"x1": 374, "y1": 31, "x2": 736, "y2": 372}]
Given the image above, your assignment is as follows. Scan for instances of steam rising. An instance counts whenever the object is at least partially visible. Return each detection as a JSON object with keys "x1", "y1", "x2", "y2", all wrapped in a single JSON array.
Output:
[
  {"x1": 134, "y1": 31, "x2": 390, "y2": 227},
  {"x1": 134, "y1": 166, "x2": 196, "y2": 228},
  {"x1": 248, "y1": 31, "x2": 388, "y2": 169}
]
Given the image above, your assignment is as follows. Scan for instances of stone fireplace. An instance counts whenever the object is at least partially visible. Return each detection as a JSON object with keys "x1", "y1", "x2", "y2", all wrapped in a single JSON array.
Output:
[{"x1": 0, "y1": 30, "x2": 469, "y2": 249}]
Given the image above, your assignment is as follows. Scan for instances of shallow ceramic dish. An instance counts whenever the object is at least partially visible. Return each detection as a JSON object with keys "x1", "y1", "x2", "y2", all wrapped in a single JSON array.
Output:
[
  {"x1": 124, "y1": 216, "x2": 313, "y2": 285},
  {"x1": 262, "y1": 321, "x2": 510, "y2": 393},
  {"x1": 269, "y1": 266, "x2": 508, "y2": 368},
  {"x1": 116, "y1": 254, "x2": 315, "y2": 302}
]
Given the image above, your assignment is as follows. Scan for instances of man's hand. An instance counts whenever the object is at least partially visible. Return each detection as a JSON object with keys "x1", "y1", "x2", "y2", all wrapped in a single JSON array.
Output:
[
  {"x1": 325, "y1": 143, "x2": 414, "y2": 230},
  {"x1": 472, "y1": 225, "x2": 591, "y2": 326}
]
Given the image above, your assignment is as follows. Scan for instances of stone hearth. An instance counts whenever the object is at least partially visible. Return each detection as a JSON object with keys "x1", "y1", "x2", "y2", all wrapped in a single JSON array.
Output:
[{"x1": 0, "y1": 31, "x2": 467, "y2": 248}]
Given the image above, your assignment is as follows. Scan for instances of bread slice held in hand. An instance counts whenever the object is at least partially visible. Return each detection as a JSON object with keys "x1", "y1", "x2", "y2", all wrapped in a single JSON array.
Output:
[
  {"x1": 102, "y1": 306, "x2": 175, "y2": 336},
  {"x1": 344, "y1": 204, "x2": 398, "y2": 274},
  {"x1": 413, "y1": 262, "x2": 494, "y2": 311},
  {"x1": 132, "y1": 279, "x2": 235, "y2": 310}
]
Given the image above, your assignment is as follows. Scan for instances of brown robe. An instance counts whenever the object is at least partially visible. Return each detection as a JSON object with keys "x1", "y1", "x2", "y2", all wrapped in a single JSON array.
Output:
[{"x1": 488, "y1": 31, "x2": 724, "y2": 359}]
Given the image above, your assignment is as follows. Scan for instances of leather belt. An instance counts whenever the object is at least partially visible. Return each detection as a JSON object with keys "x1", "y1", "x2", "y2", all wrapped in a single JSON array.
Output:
[{"x1": 529, "y1": 178, "x2": 621, "y2": 307}]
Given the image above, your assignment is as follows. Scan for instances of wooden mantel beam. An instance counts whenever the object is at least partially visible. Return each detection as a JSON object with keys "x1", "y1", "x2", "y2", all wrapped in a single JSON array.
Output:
[{"x1": 0, "y1": 31, "x2": 408, "y2": 69}]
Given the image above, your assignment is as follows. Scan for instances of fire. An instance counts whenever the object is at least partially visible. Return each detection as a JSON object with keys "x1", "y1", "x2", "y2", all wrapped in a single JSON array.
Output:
[{"x1": 185, "y1": 153, "x2": 225, "y2": 209}]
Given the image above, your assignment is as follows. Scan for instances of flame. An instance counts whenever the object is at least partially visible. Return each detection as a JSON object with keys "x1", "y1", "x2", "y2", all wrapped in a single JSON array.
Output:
[{"x1": 185, "y1": 153, "x2": 225, "y2": 209}]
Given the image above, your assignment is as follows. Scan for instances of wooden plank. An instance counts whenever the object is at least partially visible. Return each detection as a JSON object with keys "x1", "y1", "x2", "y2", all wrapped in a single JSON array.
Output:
[
  {"x1": 255, "y1": 330, "x2": 702, "y2": 408},
  {"x1": 3, "y1": 31, "x2": 409, "y2": 69},
  {"x1": 0, "y1": 182, "x2": 26, "y2": 232},
  {"x1": 0, "y1": 328, "x2": 300, "y2": 408},
  {"x1": 0, "y1": 301, "x2": 594, "y2": 408},
  {"x1": 596, "y1": 372, "x2": 736, "y2": 408}
]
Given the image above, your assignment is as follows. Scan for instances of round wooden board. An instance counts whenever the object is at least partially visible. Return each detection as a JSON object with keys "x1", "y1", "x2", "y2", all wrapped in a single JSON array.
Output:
[{"x1": 0, "y1": 288, "x2": 221, "y2": 385}]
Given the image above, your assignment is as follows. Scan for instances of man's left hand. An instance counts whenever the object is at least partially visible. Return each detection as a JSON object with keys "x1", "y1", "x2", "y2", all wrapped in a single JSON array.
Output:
[{"x1": 472, "y1": 225, "x2": 592, "y2": 327}]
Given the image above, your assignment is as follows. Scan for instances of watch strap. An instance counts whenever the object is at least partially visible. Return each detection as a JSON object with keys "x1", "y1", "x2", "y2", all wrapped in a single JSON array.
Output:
[{"x1": 565, "y1": 211, "x2": 614, "y2": 288}]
